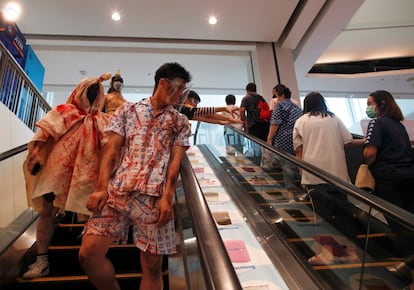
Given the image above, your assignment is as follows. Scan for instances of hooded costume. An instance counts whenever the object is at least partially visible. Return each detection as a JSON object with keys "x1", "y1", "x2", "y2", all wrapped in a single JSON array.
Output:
[{"x1": 24, "y1": 73, "x2": 111, "y2": 215}]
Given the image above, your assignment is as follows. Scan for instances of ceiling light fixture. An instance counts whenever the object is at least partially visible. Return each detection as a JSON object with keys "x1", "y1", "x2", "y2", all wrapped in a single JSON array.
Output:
[
  {"x1": 208, "y1": 16, "x2": 217, "y2": 25},
  {"x1": 112, "y1": 11, "x2": 121, "y2": 21},
  {"x1": 3, "y1": 2, "x2": 21, "y2": 22}
]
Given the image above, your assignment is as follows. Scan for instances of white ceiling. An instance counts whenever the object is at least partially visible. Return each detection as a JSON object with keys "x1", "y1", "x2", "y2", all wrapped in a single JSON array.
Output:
[{"x1": 8, "y1": 0, "x2": 414, "y2": 100}]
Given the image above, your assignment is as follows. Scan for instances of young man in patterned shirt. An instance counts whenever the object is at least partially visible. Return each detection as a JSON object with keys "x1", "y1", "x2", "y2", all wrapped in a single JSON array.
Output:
[{"x1": 79, "y1": 62, "x2": 192, "y2": 290}]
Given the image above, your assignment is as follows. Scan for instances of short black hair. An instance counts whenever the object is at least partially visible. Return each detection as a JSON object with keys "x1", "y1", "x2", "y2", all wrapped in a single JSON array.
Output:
[
  {"x1": 154, "y1": 62, "x2": 191, "y2": 88},
  {"x1": 273, "y1": 84, "x2": 291, "y2": 99},
  {"x1": 111, "y1": 75, "x2": 123, "y2": 83},
  {"x1": 187, "y1": 90, "x2": 201, "y2": 103},
  {"x1": 246, "y1": 82, "x2": 256, "y2": 92},
  {"x1": 225, "y1": 94, "x2": 236, "y2": 105}
]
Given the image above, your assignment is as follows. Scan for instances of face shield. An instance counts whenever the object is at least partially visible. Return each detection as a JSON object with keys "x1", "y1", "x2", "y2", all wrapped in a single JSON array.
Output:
[{"x1": 176, "y1": 89, "x2": 191, "y2": 112}]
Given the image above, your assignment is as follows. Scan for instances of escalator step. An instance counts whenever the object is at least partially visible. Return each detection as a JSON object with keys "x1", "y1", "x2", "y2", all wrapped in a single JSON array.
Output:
[
  {"x1": 9, "y1": 214, "x2": 170, "y2": 290},
  {"x1": 11, "y1": 272, "x2": 169, "y2": 290},
  {"x1": 51, "y1": 224, "x2": 84, "y2": 246}
]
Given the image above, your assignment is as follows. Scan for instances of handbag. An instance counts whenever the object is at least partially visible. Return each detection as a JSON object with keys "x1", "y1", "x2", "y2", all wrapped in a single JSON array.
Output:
[{"x1": 355, "y1": 164, "x2": 375, "y2": 192}]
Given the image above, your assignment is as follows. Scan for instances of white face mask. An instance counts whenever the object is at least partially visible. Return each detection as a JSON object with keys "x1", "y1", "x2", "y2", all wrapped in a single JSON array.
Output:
[{"x1": 112, "y1": 81, "x2": 123, "y2": 91}]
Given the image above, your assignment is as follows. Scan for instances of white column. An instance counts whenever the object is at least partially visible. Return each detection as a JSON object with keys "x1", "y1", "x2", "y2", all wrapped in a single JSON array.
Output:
[{"x1": 251, "y1": 43, "x2": 300, "y2": 106}]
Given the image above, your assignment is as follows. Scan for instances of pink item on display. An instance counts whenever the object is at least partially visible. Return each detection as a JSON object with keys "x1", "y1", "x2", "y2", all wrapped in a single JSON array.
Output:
[{"x1": 224, "y1": 240, "x2": 251, "y2": 263}]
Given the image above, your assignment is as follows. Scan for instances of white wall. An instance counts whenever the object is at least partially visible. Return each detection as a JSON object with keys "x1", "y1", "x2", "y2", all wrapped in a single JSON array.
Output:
[{"x1": 0, "y1": 103, "x2": 34, "y2": 228}]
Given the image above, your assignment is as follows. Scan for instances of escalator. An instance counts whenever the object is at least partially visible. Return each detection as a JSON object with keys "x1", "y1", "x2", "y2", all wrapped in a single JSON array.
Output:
[
  {"x1": 184, "y1": 126, "x2": 414, "y2": 290},
  {"x1": 0, "y1": 144, "x2": 240, "y2": 290},
  {"x1": 1, "y1": 126, "x2": 414, "y2": 289}
]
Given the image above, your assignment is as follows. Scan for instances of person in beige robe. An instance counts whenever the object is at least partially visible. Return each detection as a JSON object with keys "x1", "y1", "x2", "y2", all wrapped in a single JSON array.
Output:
[{"x1": 22, "y1": 72, "x2": 111, "y2": 278}]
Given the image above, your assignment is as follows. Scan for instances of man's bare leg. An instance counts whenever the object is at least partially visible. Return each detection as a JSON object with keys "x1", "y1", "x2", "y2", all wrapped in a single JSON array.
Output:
[
  {"x1": 79, "y1": 234, "x2": 120, "y2": 290},
  {"x1": 140, "y1": 251, "x2": 163, "y2": 290},
  {"x1": 22, "y1": 194, "x2": 58, "y2": 278},
  {"x1": 36, "y1": 197, "x2": 58, "y2": 254}
]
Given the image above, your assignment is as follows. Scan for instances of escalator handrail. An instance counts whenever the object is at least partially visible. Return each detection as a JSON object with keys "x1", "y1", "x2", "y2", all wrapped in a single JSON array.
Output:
[
  {"x1": 225, "y1": 125, "x2": 414, "y2": 230},
  {"x1": 0, "y1": 143, "x2": 28, "y2": 162},
  {"x1": 180, "y1": 155, "x2": 242, "y2": 290},
  {"x1": 0, "y1": 143, "x2": 37, "y2": 257}
]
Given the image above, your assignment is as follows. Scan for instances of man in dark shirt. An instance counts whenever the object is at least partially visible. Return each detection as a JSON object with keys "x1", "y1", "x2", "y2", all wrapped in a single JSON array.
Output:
[{"x1": 240, "y1": 82, "x2": 269, "y2": 141}]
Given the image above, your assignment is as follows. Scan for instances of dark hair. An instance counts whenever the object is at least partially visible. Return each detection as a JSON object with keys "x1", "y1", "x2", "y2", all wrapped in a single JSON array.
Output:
[
  {"x1": 369, "y1": 90, "x2": 403, "y2": 121},
  {"x1": 154, "y1": 62, "x2": 192, "y2": 90},
  {"x1": 303, "y1": 92, "x2": 333, "y2": 118},
  {"x1": 225, "y1": 94, "x2": 236, "y2": 105},
  {"x1": 187, "y1": 90, "x2": 201, "y2": 103},
  {"x1": 111, "y1": 75, "x2": 123, "y2": 83},
  {"x1": 245, "y1": 82, "x2": 256, "y2": 93},
  {"x1": 107, "y1": 75, "x2": 124, "y2": 93},
  {"x1": 273, "y1": 84, "x2": 291, "y2": 99}
]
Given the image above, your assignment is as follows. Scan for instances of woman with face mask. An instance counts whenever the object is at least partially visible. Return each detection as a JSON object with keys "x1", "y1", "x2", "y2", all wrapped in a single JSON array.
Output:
[
  {"x1": 365, "y1": 101, "x2": 377, "y2": 119},
  {"x1": 364, "y1": 90, "x2": 414, "y2": 260},
  {"x1": 103, "y1": 70, "x2": 126, "y2": 116},
  {"x1": 364, "y1": 90, "x2": 414, "y2": 214}
]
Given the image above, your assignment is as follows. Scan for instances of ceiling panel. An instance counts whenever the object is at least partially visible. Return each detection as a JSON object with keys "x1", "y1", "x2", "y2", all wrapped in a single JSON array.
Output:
[
  {"x1": 3, "y1": 0, "x2": 414, "y2": 97},
  {"x1": 17, "y1": 0, "x2": 298, "y2": 42}
]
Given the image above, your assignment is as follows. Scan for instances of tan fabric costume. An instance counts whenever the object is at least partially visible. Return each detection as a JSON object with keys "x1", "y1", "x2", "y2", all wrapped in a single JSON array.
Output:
[
  {"x1": 103, "y1": 92, "x2": 126, "y2": 115},
  {"x1": 24, "y1": 73, "x2": 111, "y2": 215},
  {"x1": 103, "y1": 70, "x2": 126, "y2": 116}
]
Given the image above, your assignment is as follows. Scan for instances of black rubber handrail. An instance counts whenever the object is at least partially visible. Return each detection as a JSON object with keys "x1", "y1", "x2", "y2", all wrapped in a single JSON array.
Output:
[
  {"x1": 0, "y1": 143, "x2": 28, "y2": 162},
  {"x1": 180, "y1": 155, "x2": 242, "y2": 290}
]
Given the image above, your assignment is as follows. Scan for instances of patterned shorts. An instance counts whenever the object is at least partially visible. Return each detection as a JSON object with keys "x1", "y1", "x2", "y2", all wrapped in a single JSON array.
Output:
[{"x1": 83, "y1": 192, "x2": 176, "y2": 255}]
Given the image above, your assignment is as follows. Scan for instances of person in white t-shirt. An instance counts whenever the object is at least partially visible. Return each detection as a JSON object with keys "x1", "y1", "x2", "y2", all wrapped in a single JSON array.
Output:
[
  {"x1": 293, "y1": 92, "x2": 363, "y2": 265},
  {"x1": 293, "y1": 92, "x2": 353, "y2": 184}
]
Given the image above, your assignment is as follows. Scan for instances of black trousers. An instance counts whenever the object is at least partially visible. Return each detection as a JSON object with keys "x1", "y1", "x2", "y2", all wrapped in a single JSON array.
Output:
[{"x1": 249, "y1": 122, "x2": 269, "y2": 142}]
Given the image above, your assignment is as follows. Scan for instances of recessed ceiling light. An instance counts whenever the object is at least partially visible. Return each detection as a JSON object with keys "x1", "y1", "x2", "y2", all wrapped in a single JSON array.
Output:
[
  {"x1": 208, "y1": 16, "x2": 217, "y2": 25},
  {"x1": 3, "y1": 2, "x2": 21, "y2": 21},
  {"x1": 112, "y1": 11, "x2": 121, "y2": 21}
]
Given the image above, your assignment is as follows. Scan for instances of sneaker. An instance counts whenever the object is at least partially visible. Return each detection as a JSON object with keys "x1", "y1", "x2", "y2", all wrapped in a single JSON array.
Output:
[{"x1": 22, "y1": 260, "x2": 50, "y2": 278}]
